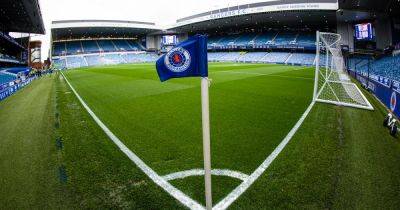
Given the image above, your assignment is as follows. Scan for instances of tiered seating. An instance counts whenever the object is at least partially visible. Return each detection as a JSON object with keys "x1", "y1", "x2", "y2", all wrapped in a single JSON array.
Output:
[
  {"x1": 252, "y1": 32, "x2": 276, "y2": 46},
  {"x1": 103, "y1": 54, "x2": 124, "y2": 64},
  {"x1": 235, "y1": 34, "x2": 256, "y2": 46},
  {"x1": 82, "y1": 40, "x2": 100, "y2": 53},
  {"x1": 237, "y1": 52, "x2": 267, "y2": 63},
  {"x1": 53, "y1": 42, "x2": 66, "y2": 55},
  {"x1": 0, "y1": 72, "x2": 16, "y2": 85},
  {"x1": 113, "y1": 40, "x2": 132, "y2": 51},
  {"x1": 4, "y1": 67, "x2": 30, "y2": 75},
  {"x1": 126, "y1": 40, "x2": 143, "y2": 51},
  {"x1": 97, "y1": 40, "x2": 117, "y2": 52},
  {"x1": 296, "y1": 33, "x2": 316, "y2": 47},
  {"x1": 66, "y1": 56, "x2": 86, "y2": 68},
  {"x1": 286, "y1": 53, "x2": 316, "y2": 65},
  {"x1": 0, "y1": 53, "x2": 23, "y2": 64},
  {"x1": 274, "y1": 32, "x2": 296, "y2": 45},
  {"x1": 85, "y1": 55, "x2": 103, "y2": 66},
  {"x1": 260, "y1": 52, "x2": 290, "y2": 63},
  {"x1": 55, "y1": 53, "x2": 159, "y2": 69},
  {"x1": 208, "y1": 52, "x2": 229, "y2": 61},
  {"x1": 218, "y1": 34, "x2": 241, "y2": 47},
  {"x1": 208, "y1": 31, "x2": 316, "y2": 50},
  {"x1": 66, "y1": 41, "x2": 83, "y2": 55},
  {"x1": 366, "y1": 55, "x2": 400, "y2": 81}
]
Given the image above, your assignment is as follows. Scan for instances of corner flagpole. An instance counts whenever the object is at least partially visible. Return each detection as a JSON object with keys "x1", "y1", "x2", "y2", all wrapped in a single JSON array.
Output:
[{"x1": 201, "y1": 77, "x2": 212, "y2": 210}]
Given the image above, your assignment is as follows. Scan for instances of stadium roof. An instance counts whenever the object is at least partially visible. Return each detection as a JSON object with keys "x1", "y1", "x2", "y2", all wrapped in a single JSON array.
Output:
[
  {"x1": 172, "y1": 0, "x2": 338, "y2": 28},
  {"x1": 0, "y1": 0, "x2": 45, "y2": 34},
  {"x1": 339, "y1": 0, "x2": 400, "y2": 16},
  {"x1": 170, "y1": 10, "x2": 337, "y2": 34},
  {"x1": 51, "y1": 20, "x2": 162, "y2": 40}
]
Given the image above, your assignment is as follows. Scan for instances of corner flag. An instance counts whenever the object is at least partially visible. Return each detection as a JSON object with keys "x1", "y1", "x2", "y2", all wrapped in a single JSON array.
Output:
[
  {"x1": 155, "y1": 35, "x2": 213, "y2": 210},
  {"x1": 156, "y1": 35, "x2": 208, "y2": 82}
]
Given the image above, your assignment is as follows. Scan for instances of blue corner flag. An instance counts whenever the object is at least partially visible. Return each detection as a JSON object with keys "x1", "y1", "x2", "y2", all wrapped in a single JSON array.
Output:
[{"x1": 156, "y1": 35, "x2": 208, "y2": 82}]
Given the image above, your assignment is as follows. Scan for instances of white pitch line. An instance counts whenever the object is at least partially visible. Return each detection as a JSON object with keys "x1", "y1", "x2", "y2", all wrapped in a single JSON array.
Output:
[
  {"x1": 163, "y1": 169, "x2": 249, "y2": 182},
  {"x1": 60, "y1": 71, "x2": 205, "y2": 210},
  {"x1": 213, "y1": 101, "x2": 316, "y2": 210}
]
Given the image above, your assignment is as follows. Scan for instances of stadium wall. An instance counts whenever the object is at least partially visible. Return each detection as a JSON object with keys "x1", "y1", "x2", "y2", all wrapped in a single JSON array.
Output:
[
  {"x1": 349, "y1": 70, "x2": 400, "y2": 118},
  {"x1": 337, "y1": 22, "x2": 355, "y2": 51},
  {"x1": 375, "y1": 17, "x2": 393, "y2": 49}
]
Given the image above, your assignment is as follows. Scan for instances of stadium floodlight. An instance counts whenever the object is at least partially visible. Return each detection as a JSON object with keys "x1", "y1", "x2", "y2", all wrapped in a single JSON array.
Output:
[{"x1": 313, "y1": 31, "x2": 374, "y2": 110}]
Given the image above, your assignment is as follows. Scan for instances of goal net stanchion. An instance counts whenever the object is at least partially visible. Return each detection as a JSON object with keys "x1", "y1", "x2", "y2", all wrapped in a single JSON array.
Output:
[{"x1": 313, "y1": 31, "x2": 374, "y2": 110}]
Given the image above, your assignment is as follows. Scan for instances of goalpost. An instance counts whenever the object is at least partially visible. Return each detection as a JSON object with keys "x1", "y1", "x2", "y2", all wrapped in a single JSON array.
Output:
[{"x1": 313, "y1": 31, "x2": 374, "y2": 110}]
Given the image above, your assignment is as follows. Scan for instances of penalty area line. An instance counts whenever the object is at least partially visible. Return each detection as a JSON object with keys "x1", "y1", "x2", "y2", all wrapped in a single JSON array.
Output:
[
  {"x1": 60, "y1": 71, "x2": 205, "y2": 210},
  {"x1": 213, "y1": 101, "x2": 316, "y2": 210}
]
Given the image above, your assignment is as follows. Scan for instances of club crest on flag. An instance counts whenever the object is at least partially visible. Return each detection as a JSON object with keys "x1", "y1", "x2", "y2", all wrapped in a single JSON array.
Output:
[
  {"x1": 390, "y1": 91, "x2": 397, "y2": 111},
  {"x1": 164, "y1": 47, "x2": 191, "y2": 73}
]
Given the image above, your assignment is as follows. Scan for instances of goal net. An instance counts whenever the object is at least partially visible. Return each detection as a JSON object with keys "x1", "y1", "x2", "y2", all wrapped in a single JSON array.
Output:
[{"x1": 313, "y1": 31, "x2": 373, "y2": 110}]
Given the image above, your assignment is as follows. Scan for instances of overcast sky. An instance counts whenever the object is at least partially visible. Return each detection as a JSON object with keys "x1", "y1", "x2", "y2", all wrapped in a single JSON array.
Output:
[{"x1": 32, "y1": 0, "x2": 272, "y2": 60}]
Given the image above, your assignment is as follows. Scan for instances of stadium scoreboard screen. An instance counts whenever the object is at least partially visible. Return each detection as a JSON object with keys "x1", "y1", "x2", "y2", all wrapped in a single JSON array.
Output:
[
  {"x1": 355, "y1": 23, "x2": 374, "y2": 41},
  {"x1": 162, "y1": 35, "x2": 177, "y2": 45}
]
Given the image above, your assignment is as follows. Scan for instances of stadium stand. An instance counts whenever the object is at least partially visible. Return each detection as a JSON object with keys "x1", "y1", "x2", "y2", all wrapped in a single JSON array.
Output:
[
  {"x1": 82, "y1": 40, "x2": 100, "y2": 53},
  {"x1": 207, "y1": 31, "x2": 316, "y2": 50},
  {"x1": 53, "y1": 52, "x2": 160, "y2": 69},
  {"x1": 53, "y1": 42, "x2": 66, "y2": 56},
  {"x1": 349, "y1": 55, "x2": 400, "y2": 82},
  {"x1": 286, "y1": 53, "x2": 316, "y2": 66},
  {"x1": 0, "y1": 72, "x2": 16, "y2": 85},
  {"x1": 237, "y1": 52, "x2": 268, "y2": 63},
  {"x1": 208, "y1": 51, "x2": 315, "y2": 66},
  {"x1": 66, "y1": 41, "x2": 83, "y2": 55},
  {"x1": 260, "y1": 52, "x2": 290, "y2": 64},
  {"x1": 53, "y1": 39, "x2": 144, "y2": 56}
]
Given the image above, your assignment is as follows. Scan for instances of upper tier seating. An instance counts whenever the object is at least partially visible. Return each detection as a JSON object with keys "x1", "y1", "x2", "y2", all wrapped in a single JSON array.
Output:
[
  {"x1": 208, "y1": 31, "x2": 316, "y2": 50},
  {"x1": 97, "y1": 40, "x2": 117, "y2": 52},
  {"x1": 53, "y1": 42, "x2": 66, "y2": 56},
  {"x1": 296, "y1": 33, "x2": 316, "y2": 47},
  {"x1": 82, "y1": 40, "x2": 100, "y2": 53},
  {"x1": 274, "y1": 32, "x2": 296, "y2": 45},
  {"x1": 252, "y1": 32, "x2": 277, "y2": 45},
  {"x1": 113, "y1": 40, "x2": 133, "y2": 51},
  {"x1": 235, "y1": 34, "x2": 257, "y2": 46},
  {"x1": 66, "y1": 41, "x2": 83, "y2": 55}
]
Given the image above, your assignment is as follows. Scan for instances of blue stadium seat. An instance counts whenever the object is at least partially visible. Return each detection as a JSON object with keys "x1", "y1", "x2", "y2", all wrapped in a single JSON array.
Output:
[
  {"x1": 53, "y1": 42, "x2": 66, "y2": 56},
  {"x1": 237, "y1": 52, "x2": 268, "y2": 63},
  {"x1": 260, "y1": 52, "x2": 290, "y2": 64},
  {"x1": 97, "y1": 40, "x2": 117, "y2": 52},
  {"x1": 286, "y1": 53, "x2": 316, "y2": 65},
  {"x1": 66, "y1": 41, "x2": 83, "y2": 55},
  {"x1": 0, "y1": 72, "x2": 16, "y2": 85},
  {"x1": 82, "y1": 40, "x2": 100, "y2": 53}
]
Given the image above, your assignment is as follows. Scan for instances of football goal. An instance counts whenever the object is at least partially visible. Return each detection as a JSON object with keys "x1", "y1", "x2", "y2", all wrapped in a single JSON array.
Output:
[{"x1": 313, "y1": 31, "x2": 374, "y2": 110}]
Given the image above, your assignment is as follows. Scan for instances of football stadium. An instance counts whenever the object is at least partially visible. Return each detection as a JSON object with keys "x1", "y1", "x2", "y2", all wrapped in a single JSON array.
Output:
[{"x1": 1, "y1": 0, "x2": 400, "y2": 209}]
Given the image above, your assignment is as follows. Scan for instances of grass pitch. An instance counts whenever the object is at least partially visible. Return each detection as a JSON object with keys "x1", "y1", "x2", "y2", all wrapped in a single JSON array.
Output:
[{"x1": 1, "y1": 63, "x2": 400, "y2": 209}]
